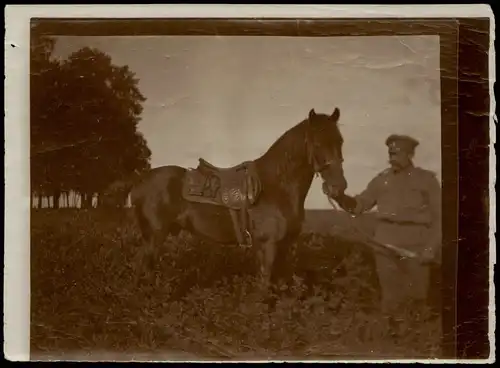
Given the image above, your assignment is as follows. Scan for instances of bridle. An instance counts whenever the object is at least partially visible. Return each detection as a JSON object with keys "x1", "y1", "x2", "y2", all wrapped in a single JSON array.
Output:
[
  {"x1": 305, "y1": 124, "x2": 341, "y2": 174},
  {"x1": 305, "y1": 125, "x2": 341, "y2": 211}
]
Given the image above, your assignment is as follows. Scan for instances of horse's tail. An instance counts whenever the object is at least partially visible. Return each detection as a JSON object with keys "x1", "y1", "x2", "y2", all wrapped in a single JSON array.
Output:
[{"x1": 100, "y1": 172, "x2": 143, "y2": 209}]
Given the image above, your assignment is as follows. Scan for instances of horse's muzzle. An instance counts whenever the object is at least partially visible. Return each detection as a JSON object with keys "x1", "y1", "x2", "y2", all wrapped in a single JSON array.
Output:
[{"x1": 322, "y1": 180, "x2": 346, "y2": 199}]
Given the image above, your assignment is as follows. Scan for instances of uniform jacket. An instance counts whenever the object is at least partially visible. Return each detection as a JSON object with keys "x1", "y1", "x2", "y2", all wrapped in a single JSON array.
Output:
[{"x1": 353, "y1": 164, "x2": 442, "y2": 248}]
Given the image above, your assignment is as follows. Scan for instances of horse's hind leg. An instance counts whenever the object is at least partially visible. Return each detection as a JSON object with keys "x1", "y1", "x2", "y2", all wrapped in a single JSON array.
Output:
[
  {"x1": 135, "y1": 204, "x2": 153, "y2": 245},
  {"x1": 133, "y1": 201, "x2": 166, "y2": 269}
]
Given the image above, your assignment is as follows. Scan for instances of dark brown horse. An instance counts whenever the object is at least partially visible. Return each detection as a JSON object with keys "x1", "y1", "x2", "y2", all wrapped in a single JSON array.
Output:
[{"x1": 102, "y1": 108, "x2": 347, "y2": 288}]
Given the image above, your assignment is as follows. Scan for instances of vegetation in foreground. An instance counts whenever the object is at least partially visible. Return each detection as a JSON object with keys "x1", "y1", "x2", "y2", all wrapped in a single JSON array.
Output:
[{"x1": 31, "y1": 209, "x2": 442, "y2": 360}]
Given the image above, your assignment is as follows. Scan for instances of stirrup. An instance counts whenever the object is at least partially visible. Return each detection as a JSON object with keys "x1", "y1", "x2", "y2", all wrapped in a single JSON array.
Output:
[{"x1": 239, "y1": 230, "x2": 253, "y2": 248}]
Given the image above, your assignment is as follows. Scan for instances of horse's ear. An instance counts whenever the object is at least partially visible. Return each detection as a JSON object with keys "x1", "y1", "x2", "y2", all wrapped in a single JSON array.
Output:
[
  {"x1": 309, "y1": 109, "x2": 316, "y2": 121},
  {"x1": 330, "y1": 107, "x2": 340, "y2": 122}
]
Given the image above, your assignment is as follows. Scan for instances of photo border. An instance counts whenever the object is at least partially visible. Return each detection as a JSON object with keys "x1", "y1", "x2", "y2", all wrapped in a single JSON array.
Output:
[{"x1": 4, "y1": 5, "x2": 494, "y2": 363}]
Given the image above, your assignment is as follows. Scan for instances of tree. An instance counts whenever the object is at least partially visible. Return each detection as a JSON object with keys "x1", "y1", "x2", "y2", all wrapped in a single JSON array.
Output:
[
  {"x1": 30, "y1": 31, "x2": 152, "y2": 208},
  {"x1": 59, "y1": 47, "x2": 151, "y2": 207},
  {"x1": 30, "y1": 25, "x2": 64, "y2": 207}
]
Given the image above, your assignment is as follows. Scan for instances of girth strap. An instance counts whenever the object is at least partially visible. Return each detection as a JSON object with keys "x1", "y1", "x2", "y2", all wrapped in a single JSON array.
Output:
[
  {"x1": 229, "y1": 166, "x2": 253, "y2": 247},
  {"x1": 229, "y1": 208, "x2": 252, "y2": 247}
]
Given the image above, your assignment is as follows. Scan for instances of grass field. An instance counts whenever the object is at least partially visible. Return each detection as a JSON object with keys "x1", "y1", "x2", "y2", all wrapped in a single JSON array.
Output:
[{"x1": 30, "y1": 208, "x2": 442, "y2": 361}]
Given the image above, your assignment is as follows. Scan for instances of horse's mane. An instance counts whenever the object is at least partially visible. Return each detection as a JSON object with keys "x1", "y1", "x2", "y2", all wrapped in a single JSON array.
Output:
[
  {"x1": 255, "y1": 112, "x2": 343, "y2": 187},
  {"x1": 255, "y1": 118, "x2": 312, "y2": 182},
  {"x1": 262, "y1": 118, "x2": 309, "y2": 158}
]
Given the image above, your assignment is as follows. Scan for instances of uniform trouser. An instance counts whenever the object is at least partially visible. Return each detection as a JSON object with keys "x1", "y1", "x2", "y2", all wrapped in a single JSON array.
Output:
[{"x1": 372, "y1": 221, "x2": 432, "y2": 317}]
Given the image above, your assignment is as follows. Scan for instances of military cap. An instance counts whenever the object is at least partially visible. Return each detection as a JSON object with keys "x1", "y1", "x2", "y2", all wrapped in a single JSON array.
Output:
[{"x1": 385, "y1": 134, "x2": 420, "y2": 153}]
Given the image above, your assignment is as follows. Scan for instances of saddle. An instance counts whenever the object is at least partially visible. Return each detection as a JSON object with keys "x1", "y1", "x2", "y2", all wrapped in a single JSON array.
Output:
[
  {"x1": 182, "y1": 158, "x2": 262, "y2": 247},
  {"x1": 198, "y1": 158, "x2": 250, "y2": 173}
]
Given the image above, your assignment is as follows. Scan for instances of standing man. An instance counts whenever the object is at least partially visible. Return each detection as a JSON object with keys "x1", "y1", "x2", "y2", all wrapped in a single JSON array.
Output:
[{"x1": 324, "y1": 134, "x2": 442, "y2": 322}]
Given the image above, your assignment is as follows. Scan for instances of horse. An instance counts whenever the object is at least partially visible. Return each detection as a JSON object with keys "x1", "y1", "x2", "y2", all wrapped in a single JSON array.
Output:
[{"x1": 103, "y1": 108, "x2": 348, "y2": 290}]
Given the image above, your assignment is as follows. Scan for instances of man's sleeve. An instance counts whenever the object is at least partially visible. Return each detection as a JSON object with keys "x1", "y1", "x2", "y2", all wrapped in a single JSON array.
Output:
[{"x1": 352, "y1": 175, "x2": 381, "y2": 215}]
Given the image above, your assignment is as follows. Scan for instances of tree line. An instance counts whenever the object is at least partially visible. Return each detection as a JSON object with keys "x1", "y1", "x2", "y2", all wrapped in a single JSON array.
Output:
[{"x1": 30, "y1": 26, "x2": 152, "y2": 209}]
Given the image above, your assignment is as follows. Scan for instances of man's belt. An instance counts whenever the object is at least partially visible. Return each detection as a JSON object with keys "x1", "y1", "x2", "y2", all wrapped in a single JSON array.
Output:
[{"x1": 378, "y1": 218, "x2": 431, "y2": 227}]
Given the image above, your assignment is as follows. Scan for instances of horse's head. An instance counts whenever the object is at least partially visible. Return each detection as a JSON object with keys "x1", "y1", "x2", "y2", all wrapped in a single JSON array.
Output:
[{"x1": 306, "y1": 108, "x2": 347, "y2": 198}]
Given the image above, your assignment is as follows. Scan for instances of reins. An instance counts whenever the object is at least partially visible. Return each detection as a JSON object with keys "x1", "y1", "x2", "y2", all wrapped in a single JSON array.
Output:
[{"x1": 326, "y1": 194, "x2": 338, "y2": 210}]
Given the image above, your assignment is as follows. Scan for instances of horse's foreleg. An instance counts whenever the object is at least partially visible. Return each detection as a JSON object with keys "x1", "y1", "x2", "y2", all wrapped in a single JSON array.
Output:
[
  {"x1": 257, "y1": 240, "x2": 277, "y2": 290},
  {"x1": 257, "y1": 240, "x2": 284, "y2": 315},
  {"x1": 271, "y1": 240, "x2": 293, "y2": 286}
]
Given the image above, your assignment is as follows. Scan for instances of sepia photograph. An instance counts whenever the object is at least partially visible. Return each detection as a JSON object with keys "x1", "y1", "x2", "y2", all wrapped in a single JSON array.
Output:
[{"x1": 4, "y1": 5, "x2": 495, "y2": 363}]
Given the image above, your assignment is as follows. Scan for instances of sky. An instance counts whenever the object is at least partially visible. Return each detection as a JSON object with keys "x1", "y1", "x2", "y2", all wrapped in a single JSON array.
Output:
[{"x1": 53, "y1": 35, "x2": 441, "y2": 209}]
